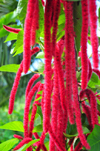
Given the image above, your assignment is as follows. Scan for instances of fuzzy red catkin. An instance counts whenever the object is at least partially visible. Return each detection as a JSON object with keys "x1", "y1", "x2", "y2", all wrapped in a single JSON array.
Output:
[
  {"x1": 13, "y1": 137, "x2": 32, "y2": 150},
  {"x1": 82, "y1": 102, "x2": 93, "y2": 131},
  {"x1": 65, "y1": 1, "x2": 75, "y2": 124},
  {"x1": 82, "y1": 89, "x2": 98, "y2": 127},
  {"x1": 49, "y1": 125, "x2": 66, "y2": 151},
  {"x1": 81, "y1": 0, "x2": 89, "y2": 90},
  {"x1": 43, "y1": 0, "x2": 53, "y2": 133},
  {"x1": 3, "y1": 25, "x2": 21, "y2": 33},
  {"x1": 8, "y1": 61, "x2": 23, "y2": 114},
  {"x1": 23, "y1": 0, "x2": 36, "y2": 73},
  {"x1": 51, "y1": 0, "x2": 60, "y2": 56},
  {"x1": 50, "y1": 63, "x2": 59, "y2": 151},
  {"x1": 36, "y1": 145, "x2": 41, "y2": 151},
  {"x1": 13, "y1": 134, "x2": 23, "y2": 140},
  {"x1": 30, "y1": 0, "x2": 39, "y2": 46},
  {"x1": 8, "y1": 47, "x2": 40, "y2": 115},
  {"x1": 88, "y1": 59, "x2": 92, "y2": 81},
  {"x1": 74, "y1": 142, "x2": 82, "y2": 151},
  {"x1": 24, "y1": 82, "x2": 40, "y2": 138},
  {"x1": 71, "y1": 36, "x2": 90, "y2": 149},
  {"x1": 25, "y1": 74, "x2": 40, "y2": 98},
  {"x1": 88, "y1": 0, "x2": 98, "y2": 68}
]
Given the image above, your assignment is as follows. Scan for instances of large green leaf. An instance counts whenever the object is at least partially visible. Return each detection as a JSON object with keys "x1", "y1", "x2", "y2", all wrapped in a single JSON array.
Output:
[
  {"x1": 4, "y1": 32, "x2": 18, "y2": 42},
  {"x1": 33, "y1": 124, "x2": 43, "y2": 132},
  {"x1": 0, "y1": 64, "x2": 20, "y2": 73},
  {"x1": 87, "y1": 125, "x2": 100, "y2": 151},
  {"x1": 36, "y1": 51, "x2": 44, "y2": 59},
  {"x1": 73, "y1": 2, "x2": 82, "y2": 54},
  {"x1": 0, "y1": 121, "x2": 24, "y2": 132},
  {"x1": 91, "y1": 72, "x2": 99, "y2": 83},
  {"x1": 21, "y1": 139, "x2": 40, "y2": 151},
  {"x1": 16, "y1": 0, "x2": 28, "y2": 26},
  {"x1": 0, "y1": 138, "x2": 19, "y2": 151}
]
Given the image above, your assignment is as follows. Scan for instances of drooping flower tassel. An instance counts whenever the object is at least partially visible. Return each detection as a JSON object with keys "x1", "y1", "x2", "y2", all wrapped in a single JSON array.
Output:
[
  {"x1": 30, "y1": 0, "x2": 39, "y2": 46},
  {"x1": 24, "y1": 82, "x2": 40, "y2": 138},
  {"x1": 13, "y1": 134, "x2": 23, "y2": 140},
  {"x1": 51, "y1": 0, "x2": 60, "y2": 56},
  {"x1": 8, "y1": 61, "x2": 23, "y2": 114},
  {"x1": 13, "y1": 138, "x2": 32, "y2": 150},
  {"x1": 65, "y1": 1, "x2": 75, "y2": 124},
  {"x1": 25, "y1": 74, "x2": 40, "y2": 98},
  {"x1": 23, "y1": 0, "x2": 37, "y2": 73},
  {"x1": 93, "y1": 68, "x2": 100, "y2": 79},
  {"x1": 88, "y1": 0, "x2": 99, "y2": 68},
  {"x1": 3, "y1": 25, "x2": 20, "y2": 33},
  {"x1": 8, "y1": 47, "x2": 40, "y2": 114},
  {"x1": 81, "y1": 0, "x2": 89, "y2": 90},
  {"x1": 71, "y1": 36, "x2": 90, "y2": 149},
  {"x1": 80, "y1": 89, "x2": 98, "y2": 127},
  {"x1": 43, "y1": 0, "x2": 53, "y2": 133},
  {"x1": 82, "y1": 102, "x2": 93, "y2": 131}
]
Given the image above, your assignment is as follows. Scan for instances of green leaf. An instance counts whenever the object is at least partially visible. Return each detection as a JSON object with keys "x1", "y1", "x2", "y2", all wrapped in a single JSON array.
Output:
[
  {"x1": 20, "y1": 139, "x2": 40, "y2": 151},
  {"x1": 34, "y1": 96, "x2": 42, "y2": 102},
  {"x1": 0, "y1": 121, "x2": 24, "y2": 132},
  {"x1": 87, "y1": 125, "x2": 100, "y2": 151},
  {"x1": 13, "y1": 45, "x2": 23, "y2": 56},
  {"x1": 13, "y1": 30, "x2": 24, "y2": 55},
  {"x1": 58, "y1": 14, "x2": 65, "y2": 25},
  {"x1": 64, "y1": 127, "x2": 90, "y2": 138},
  {"x1": 36, "y1": 51, "x2": 44, "y2": 59},
  {"x1": 4, "y1": 32, "x2": 18, "y2": 42},
  {"x1": 0, "y1": 138, "x2": 19, "y2": 151},
  {"x1": 37, "y1": 90, "x2": 43, "y2": 95},
  {"x1": 91, "y1": 72, "x2": 99, "y2": 83},
  {"x1": 37, "y1": 62, "x2": 44, "y2": 74},
  {"x1": 16, "y1": 0, "x2": 28, "y2": 26},
  {"x1": 0, "y1": 64, "x2": 20, "y2": 73},
  {"x1": 33, "y1": 124, "x2": 43, "y2": 132},
  {"x1": 73, "y1": 2, "x2": 82, "y2": 54}
]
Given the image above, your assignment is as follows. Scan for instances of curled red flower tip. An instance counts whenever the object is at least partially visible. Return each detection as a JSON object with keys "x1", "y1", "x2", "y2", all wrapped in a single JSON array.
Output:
[
  {"x1": 13, "y1": 134, "x2": 23, "y2": 140},
  {"x1": 13, "y1": 137, "x2": 32, "y2": 150},
  {"x1": 3, "y1": 25, "x2": 20, "y2": 33}
]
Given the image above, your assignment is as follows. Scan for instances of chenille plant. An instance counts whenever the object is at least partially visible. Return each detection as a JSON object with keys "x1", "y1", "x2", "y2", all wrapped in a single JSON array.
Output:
[{"x1": 0, "y1": 0, "x2": 100, "y2": 150}]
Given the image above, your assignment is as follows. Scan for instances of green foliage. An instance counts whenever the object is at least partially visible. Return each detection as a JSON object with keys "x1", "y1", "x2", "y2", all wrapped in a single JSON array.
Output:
[
  {"x1": 0, "y1": 138, "x2": 19, "y2": 151},
  {"x1": 0, "y1": 64, "x2": 20, "y2": 73},
  {"x1": 87, "y1": 125, "x2": 100, "y2": 151},
  {"x1": 0, "y1": 121, "x2": 24, "y2": 132}
]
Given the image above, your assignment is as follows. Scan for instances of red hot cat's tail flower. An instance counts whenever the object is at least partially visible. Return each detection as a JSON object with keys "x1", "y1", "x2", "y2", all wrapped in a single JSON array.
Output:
[
  {"x1": 3, "y1": 25, "x2": 20, "y2": 33},
  {"x1": 81, "y1": 0, "x2": 89, "y2": 90},
  {"x1": 43, "y1": 0, "x2": 53, "y2": 133},
  {"x1": 13, "y1": 134, "x2": 23, "y2": 140},
  {"x1": 23, "y1": 0, "x2": 37, "y2": 73},
  {"x1": 13, "y1": 138, "x2": 32, "y2": 150},
  {"x1": 8, "y1": 61, "x2": 23, "y2": 114},
  {"x1": 25, "y1": 74, "x2": 40, "y2": 98},
  {"x1": 24, "y1": 82, "x2": 40, "y2": 138},
  {"x1": 88, "y1": 0, "x2": 99, "y2": 68},
  {"x1": 8, "y1": 47, "x2": 40, "y2": 115}
]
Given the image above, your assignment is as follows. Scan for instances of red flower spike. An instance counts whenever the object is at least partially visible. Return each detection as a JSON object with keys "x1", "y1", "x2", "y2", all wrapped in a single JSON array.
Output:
[
  {"x1": 50, "y1": 62, "x2": 59, "y2": 151},
  {"x1": 74, "y1": 142, "x2": 82, "y2": 151},
  {"x1": 13, "y1": 134, "x2": 23, "y2": 140},
  {"x1": 8, "y1": 61, "x2": 23, "y2": 114},
  {"x1": 88, "y1": 0, "x2": 99, "y2": 68},
  {"x1": 25, "y1": 74, "x2": 40, "y2": 98},
  {"x1": 36, "y1": 145, "x2": 41, "y2": 151},
  {"x1": 3, "y1": 25, "x2": 20, "y2": 33},
  {"x1": 82, "y1": 102, "x2": 93, "y2": 131},
  {"x1": 49, "y1": 125, "x2": 66, "y2": 151},
  {"x1": 24, "y1": 82, "x2": 40, "y2": 138},
  {"x1": 71, "y1": 36, "x2": 90, "y2": 149},
  {"x1": 13, "y1": 138, "x2": 32, "y2": 150},
  {"x1": 81, "y1": 89, "x2": 98, "y2": 127},
  {"x1": 29, "y1": 104, "x2": 37, "y2": 138},
  {"x1": 65, "y1": 1, "x2": 75, "y2": 124},
  {"x1": 43, "y1": 0, "x2": 53, "y2": 133},
  {"x1": 70, "y1": 144, "x2": 73, "y2": 151},
  {"x1": 30, "y1": 0, "x2": 39, "y2": 46},
  {"x1": 51, "y1": 0, "x2": 60, "y2": 56},
  {"x1": 23, "y1": 0, "x2": 37, "y2": 73},
  {"x1": 88, "y1": 59, "x2": 92, "y2": 81},
  {"x1": 8, "y1": 47, "x2": 40, "y2": 115},
  {"x1": 81, "y1": 0, "x2": 89, "y2": 90}
]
